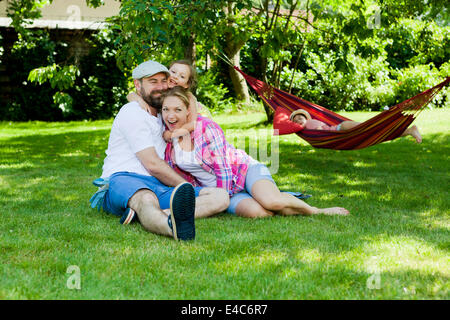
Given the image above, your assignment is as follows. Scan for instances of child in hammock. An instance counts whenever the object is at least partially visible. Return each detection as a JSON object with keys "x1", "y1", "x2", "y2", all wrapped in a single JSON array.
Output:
[
  {"x1": 127, "y1": 60, "x2": 212, "y2": 142},
  {"x1": 289, "y1": 109, "x2": 422, "y2": 143}
]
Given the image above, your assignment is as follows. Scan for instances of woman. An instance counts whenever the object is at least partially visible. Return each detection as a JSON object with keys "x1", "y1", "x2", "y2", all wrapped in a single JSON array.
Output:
[
  {"x1": 290, "y1": 109, "x2": 422, "y2": 143},
  {"x1": 161, "y1": 86, "x2": 350, "y2": 218}
]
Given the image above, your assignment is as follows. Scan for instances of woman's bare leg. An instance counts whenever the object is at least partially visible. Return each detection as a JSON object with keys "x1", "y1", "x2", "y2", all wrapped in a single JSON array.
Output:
[
  {"x1": 251, "y1": 180, "x2": 349, "y2": 216},
  {"x1": 234, "y1": 198, "x2": 274, "y2": 218},
  {"x1": 339, "y1": 121, "x2": 361, "y2": 131}
]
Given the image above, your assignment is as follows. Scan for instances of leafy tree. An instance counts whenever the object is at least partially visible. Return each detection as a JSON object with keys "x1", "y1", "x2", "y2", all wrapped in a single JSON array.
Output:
[
  {"x1": 5, "y1": 0, "x2": 106, "y2": 118},
  {"x1": 4, "y1": 0, "x2": 448, "y2": 121},
  {"x1": 3, "y1": 0, "x2": 128, "y2": 120},
  {"x1": 114, "y1": 0, "x2": 256, "y2": 103}
]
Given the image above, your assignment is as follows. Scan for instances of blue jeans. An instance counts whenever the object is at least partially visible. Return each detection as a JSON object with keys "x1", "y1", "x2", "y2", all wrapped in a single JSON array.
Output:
[{"x1": 101, "y1": 172, "x2": 202, "y2": 216}]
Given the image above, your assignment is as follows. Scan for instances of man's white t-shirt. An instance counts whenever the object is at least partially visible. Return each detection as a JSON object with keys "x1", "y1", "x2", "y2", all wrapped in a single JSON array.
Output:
[{"x1": 101, "y1": 102, "x2": 167, "y2": 178}]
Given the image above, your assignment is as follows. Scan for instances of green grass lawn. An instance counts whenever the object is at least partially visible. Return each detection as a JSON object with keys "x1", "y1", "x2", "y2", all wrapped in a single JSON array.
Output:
[{"x1": 0, "y1": 109, "x2": 448, "y2": 300}]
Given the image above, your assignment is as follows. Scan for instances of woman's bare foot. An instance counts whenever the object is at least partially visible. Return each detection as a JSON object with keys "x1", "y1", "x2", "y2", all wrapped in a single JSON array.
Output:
[
  {"x1": 316, "y1": 207, "x2": 350, "y2": 216},
  {"x1": 409, "y1": 125, "x2": 422, "y2": 143},
  {"x1": 403, "y1": 125, "x2": 422, "y2": 143}
]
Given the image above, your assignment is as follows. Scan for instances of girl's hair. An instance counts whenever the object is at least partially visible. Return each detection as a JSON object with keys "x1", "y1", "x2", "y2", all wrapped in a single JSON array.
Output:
[
  {"x1": 162, "y1": 86, "x2": 191, "y2": 109},
  {"x1": 169, "y1": 60, "x2": 197, "y2": 90}
]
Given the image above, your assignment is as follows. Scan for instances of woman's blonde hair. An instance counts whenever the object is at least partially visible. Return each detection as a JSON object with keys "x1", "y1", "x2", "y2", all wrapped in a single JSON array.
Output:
[
  {"x1": 162, "y1": 86, "x2": 191, "y2": 109},
  {"x1": 169, "y1": 60, "x2": 197, "y2": 90}
]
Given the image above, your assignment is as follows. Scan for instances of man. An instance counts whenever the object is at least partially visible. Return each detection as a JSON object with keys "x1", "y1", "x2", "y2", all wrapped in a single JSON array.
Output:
[{"x1": 90, "y1": 60, "x2": 229, "y2": 241}]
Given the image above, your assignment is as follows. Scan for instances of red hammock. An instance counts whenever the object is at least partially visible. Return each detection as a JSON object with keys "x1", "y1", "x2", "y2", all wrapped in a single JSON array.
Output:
[{"x1": 235, "y1": 67, "x2": 449, "y2": 150}]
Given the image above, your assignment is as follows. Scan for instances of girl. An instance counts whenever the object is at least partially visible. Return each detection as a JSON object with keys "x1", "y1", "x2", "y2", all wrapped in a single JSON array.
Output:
[
  {"x1": 161, "y1": 86, "x2": 350, "y2": 218},
  {"x1": 128, "y1": 60, "x2": 211, "y2": 142}
]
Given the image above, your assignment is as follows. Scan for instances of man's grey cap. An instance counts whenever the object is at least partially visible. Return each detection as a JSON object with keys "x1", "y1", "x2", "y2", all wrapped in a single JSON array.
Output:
[{"x1": 132, "y1": 60, "x2": 170, "y2": 80}]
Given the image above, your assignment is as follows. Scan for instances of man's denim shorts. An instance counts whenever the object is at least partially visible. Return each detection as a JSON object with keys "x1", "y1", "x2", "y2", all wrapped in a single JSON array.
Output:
[
  {"x1": 227, "y1": 163, "x2": 276, "y2": 214},
  {"x1": 103, "y1": 171, "x2": 203, "y2": 216}
]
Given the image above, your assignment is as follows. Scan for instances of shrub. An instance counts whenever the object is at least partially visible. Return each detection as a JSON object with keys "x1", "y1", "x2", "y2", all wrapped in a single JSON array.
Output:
[
  {"x1": 267, "y1": 18, "x2": 449, "y2": 112},
  {"x1": 68, "y1": 30, "x2": 129, "y2": 120},
  {"x1": 1, "y1": 29, "x2": 129, "y2": 121},
  {"x1": 196, "y1": 68, "x2": 234, "y2": 113},
  {"x1": 392, "y1": 62, "x2": 449, "y2": 108},
  {"x1": 3, "y1": 32, "x2": 63, "y2": 121}
]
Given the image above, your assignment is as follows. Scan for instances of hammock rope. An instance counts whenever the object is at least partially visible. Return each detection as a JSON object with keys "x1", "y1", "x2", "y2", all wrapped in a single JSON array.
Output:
[{"x1": 233, "y1": 66, "x2": 449, "y2": 150}]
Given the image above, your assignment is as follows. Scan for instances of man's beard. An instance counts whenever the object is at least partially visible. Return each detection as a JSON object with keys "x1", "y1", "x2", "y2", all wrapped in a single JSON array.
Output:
[{"x1": 140, "y1": 87, "x2": 164, "y2": 111}]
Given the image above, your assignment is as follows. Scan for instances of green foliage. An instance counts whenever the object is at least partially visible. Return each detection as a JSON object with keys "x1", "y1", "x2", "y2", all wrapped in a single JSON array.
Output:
[
  {"x1": 378, "y1": 0, "x2": 449, "y2": 26},
  {"x1": 1, "y1": 29, "x2": 129, "y2": 121},
  {"x1": 5, "y1": 0, "x2": 48, "y2": 39},
  {"x1": 392, "y1": 62, "x2": 449, "y2": 108},
  {"x1": 3, "y1": 0, "x2": 449, "y2": 120},
  {"x1": 271, "y1": 14, "x2": 449, "y2": 111},
  {"x1": 28, "y1": 64, "x2": 80, "y2": 90},
  {"x1": 67, "y1": 29, "x2": 129, "y2": 120},
  {"x1": 52, "y1": 92, "x2": 74, "y2": 115},
  {"x1": 382, "y1": 19, "x2": 450, "y2": 69},
  {"x1": 4, "y1": 32, "x2": 64, "y2": 121},
  {"x1": 196, "y1": 69, "x2": 233, "y2": 112},
  {"x1": 116, "y1": 0, "x2": 212, "y2": 67}
]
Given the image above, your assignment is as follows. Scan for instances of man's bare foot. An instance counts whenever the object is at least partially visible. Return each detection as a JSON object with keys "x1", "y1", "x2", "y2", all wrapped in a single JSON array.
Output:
[
  {"x1": 316, "y1": 207, "x2": 349, "y2": 216},
  {"x1": 409, "y1": 125, "x2": 422, "y2": 143}
]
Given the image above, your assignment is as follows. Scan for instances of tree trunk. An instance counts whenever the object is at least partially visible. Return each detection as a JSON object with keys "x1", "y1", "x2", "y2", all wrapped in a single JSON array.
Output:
[
  {"x1": 256, "y1": 43, "x2": 274, "y2": 123},
  {"x1": 183, "y1": 32, "x2": 196, "y2": 65},
  {"x1": 226, "y1": 47, "x2": 250, "y2": 103},
  {"x1": 223, "y1": 2, "x2": 250, "y2": 103}
]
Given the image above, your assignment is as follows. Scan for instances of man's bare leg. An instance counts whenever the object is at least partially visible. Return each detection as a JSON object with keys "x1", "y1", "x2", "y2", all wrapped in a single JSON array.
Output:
[
  {"x1": 194, "y1": 187, "x2": 230, "y2": 218},
  {"x1": 127, "y1": 189, "x2": 173, "y2": 237}
]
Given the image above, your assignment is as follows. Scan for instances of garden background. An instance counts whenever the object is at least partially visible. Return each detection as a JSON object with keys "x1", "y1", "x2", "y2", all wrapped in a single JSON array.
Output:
[{"x1": 0, "y1": 0, "x2": 448, "y2": 300}]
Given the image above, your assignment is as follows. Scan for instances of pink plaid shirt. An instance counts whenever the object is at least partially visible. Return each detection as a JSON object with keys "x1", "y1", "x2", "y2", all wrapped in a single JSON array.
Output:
[{"x1": 165, "y1": 116, "x2": 251, "y2": 196}]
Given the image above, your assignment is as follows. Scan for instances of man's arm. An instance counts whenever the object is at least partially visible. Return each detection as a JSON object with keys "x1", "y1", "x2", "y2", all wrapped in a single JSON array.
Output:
[{"x1": 136, "y1": 147, "x2": 186, "y2": 187}]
